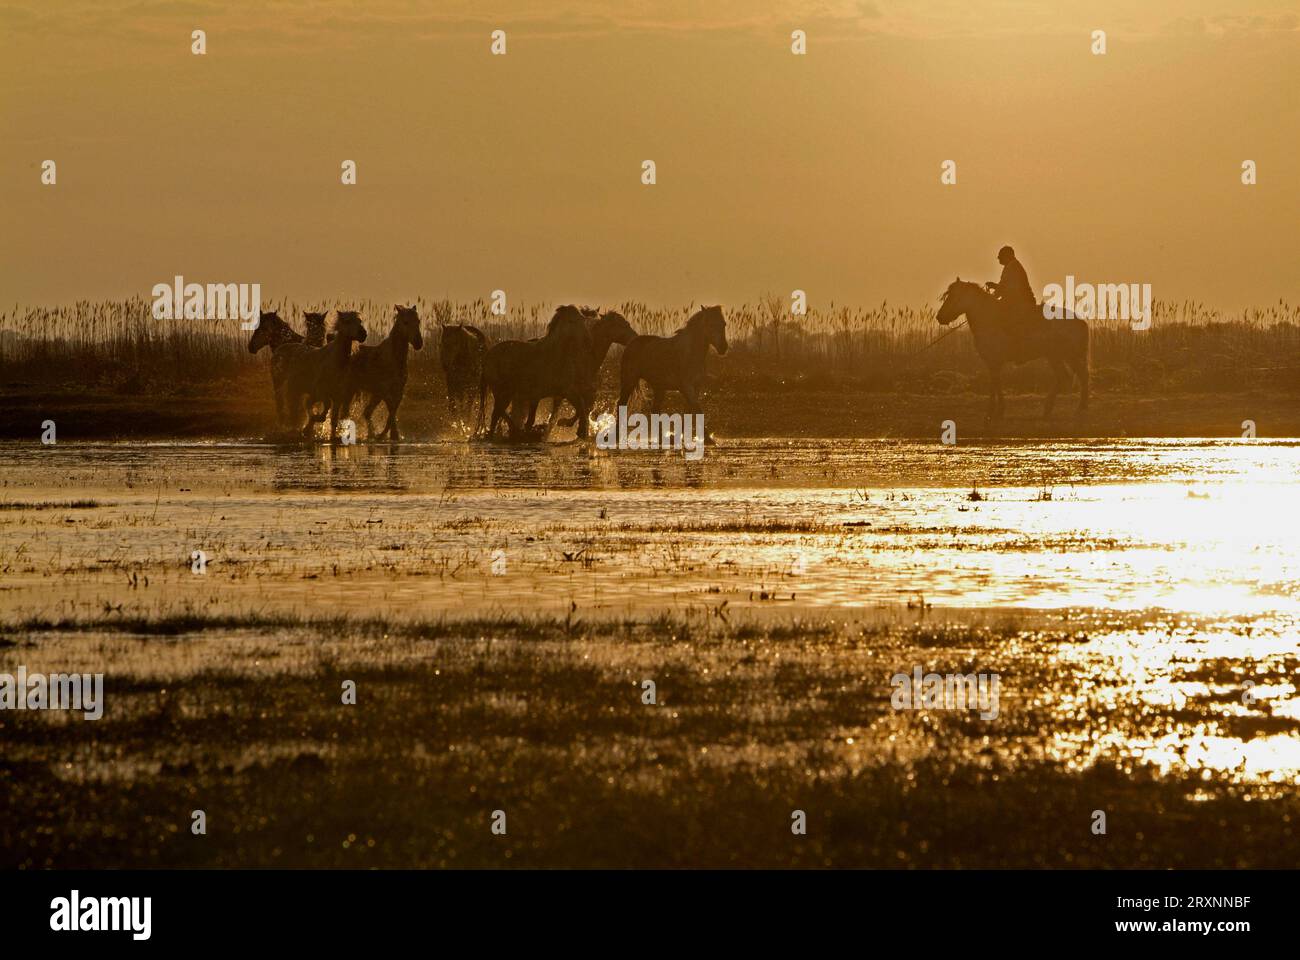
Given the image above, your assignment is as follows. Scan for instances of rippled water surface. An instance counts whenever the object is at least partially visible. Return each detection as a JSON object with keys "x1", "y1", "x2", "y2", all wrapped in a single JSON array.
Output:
[
  {"x1": 3, "y1": 438, "x2": 1299, "y2": 787},
  {"x1": 3, "y1": 438, "x2": 1298, "y2": 617}
]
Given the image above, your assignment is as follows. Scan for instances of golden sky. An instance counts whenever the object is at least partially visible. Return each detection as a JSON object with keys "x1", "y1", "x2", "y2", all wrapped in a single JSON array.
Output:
[{"x1": 2, "y1": 0, "x2": 1297, "y2": 310}]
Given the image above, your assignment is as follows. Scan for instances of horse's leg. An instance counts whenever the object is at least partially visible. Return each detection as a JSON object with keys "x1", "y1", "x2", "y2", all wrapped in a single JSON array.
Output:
[
  {"x1": 571, "y1": 391, "x2": 592, "y2": 440},
  {"x1": 1071, "y1": 355, "x2": 1090, "y2": 412},
  {"x1": 274, "y1": 380, "x2": 289, "y2": 432},
  {"x1": 277, "y1": 390, "x2": 293, "y2": 432},
  {"x1": 681, "y1": 384, "x2": 714, "y2": 444},
  {"x1": 1045, "y1": 359, "x2": 1065, "y2": 418},
  {"x1": 474, "y1": 377, "x2": 489, "y2": 437},
  {"x1": 616, "y1": 383, "x2": 637, "y2": 443},
  {"x1": 446, "y1": 375, "x2": 459, "y2": 417},
  {"x1": 487, "y1": 396, "x2": 502, "y2": 437},
  {"x1": 363, "y1": 396, "x2": 380, "y2": 439},
  {"x1": 383, "y1": 398, "x2": 400, "y2": 442},
  {"x1": 505, "y1": 400, "x2": 527, "y2": 442},
  {"x1": 985, "y1": 364, "x2": 1003, "y2": 427},
  {"x1": 300, "y1": 395, "x2": 317, "y2": 438},
  {"x1": 543, "y1": 397, "x2": 566, "y2": 436}
]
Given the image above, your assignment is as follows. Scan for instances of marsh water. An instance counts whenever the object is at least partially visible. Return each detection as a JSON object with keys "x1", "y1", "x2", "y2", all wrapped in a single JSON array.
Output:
[
  {"x1": 3, "y1": 438, "x2": 1298, "y2": 620},
  {"x1": 3, "y1": 438, "x2": 1300, "y2": 791}
]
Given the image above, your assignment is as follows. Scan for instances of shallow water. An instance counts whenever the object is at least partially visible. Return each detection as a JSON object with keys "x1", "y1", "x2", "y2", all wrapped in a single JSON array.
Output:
[
  {"x1": 2, "y1": 438, "x2": 1298, "y2": 619},
  {"x1": 3, "y1": 438, "x2": 1299, "y2": 788}
]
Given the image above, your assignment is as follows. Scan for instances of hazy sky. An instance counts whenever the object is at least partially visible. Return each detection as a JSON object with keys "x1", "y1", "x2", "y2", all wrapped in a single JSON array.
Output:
[{"x1": 2, "y1": 0, "x2": 1297, "y2": 311}]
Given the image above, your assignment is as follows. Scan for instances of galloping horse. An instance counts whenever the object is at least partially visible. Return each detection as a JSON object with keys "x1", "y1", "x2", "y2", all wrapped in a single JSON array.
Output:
[
  {"x1": 936, "y1": 279, "x2": 1089, "y2": 422},
  {"x1": 532, "y1": 309, "x2": 638, "y2": 437},
  {"x1": 342, "y1": 305, "x2": 424, "y2": 442},
  {"x1": 248, "y1": 311, "x2": 307, "y2": 430},
  {"x1": 617, "y1": 305, "x2": 728, "y2": 441},
  {"x1": 476, "y1": 306, "x2": 593, "y2": 440},
  {"x1": 440, "y1": 323, "x2": 488, "y2": 421}
]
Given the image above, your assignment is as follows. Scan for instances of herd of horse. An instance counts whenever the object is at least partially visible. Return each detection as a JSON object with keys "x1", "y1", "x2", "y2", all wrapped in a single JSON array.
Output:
[
  {"x1": 247, "y1": 302, "x2": 730, "y2": 443},
  {"x1": 246, "y1": 280, "x2": 1089, "y2": 443}
]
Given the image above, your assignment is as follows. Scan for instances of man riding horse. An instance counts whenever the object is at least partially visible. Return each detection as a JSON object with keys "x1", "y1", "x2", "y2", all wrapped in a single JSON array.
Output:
[{"x1": 985, "y1": 245, "x2": 1043, "y2": 341}]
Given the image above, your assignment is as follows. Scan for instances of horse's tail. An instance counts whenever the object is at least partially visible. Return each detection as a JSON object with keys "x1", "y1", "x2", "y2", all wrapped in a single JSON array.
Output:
[
  {"x1": 1082, "y1": 321, "x2": 1091, "y2": 399},
  {"x1": 618, "y1": 337, "x2": 644, "y2": 401},
  {"x1": 474, "y1": 366, "x2": 488, "y2": 435}
]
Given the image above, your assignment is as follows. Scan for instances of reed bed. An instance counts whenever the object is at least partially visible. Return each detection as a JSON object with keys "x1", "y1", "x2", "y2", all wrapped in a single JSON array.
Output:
[{"x1": 3, "y1": 296, "x2": 1298, "y2": 395}]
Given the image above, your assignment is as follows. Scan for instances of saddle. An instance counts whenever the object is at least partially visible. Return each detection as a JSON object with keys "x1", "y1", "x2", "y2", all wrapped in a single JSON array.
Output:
[{"x1": 998, "y1": 299, "x2": 1051, "y2": 362}]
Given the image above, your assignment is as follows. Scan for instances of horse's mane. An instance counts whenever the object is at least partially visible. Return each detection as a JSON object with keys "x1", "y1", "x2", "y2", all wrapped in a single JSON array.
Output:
[
  {"x1": 679, "y1": 305, "x2": 721, "y2": 335},
  {"x1": 940, "y1": 280, "x2": 988, "y2": 303},
  {"x1": 546, "y1": 305, "x2": 586, "y2": 334},
  {"x1": 333, "y1": 310, "x2": 362, "y2": 333},
  {"x1": 589, "y1": 309, "x2": 628, "y2": 331}
]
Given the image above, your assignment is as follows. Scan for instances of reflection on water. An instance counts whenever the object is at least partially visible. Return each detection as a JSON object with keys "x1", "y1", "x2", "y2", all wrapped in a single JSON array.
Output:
[
  {"x1": 11, "y1": 436, "x2": 1300, "y2": 492},
  {"x1": 1, "y1": 438, "x2": 1298, "y2": 785},
  {"x1": 4, "y1": 438, "x2": 1297, "y2": 617}
]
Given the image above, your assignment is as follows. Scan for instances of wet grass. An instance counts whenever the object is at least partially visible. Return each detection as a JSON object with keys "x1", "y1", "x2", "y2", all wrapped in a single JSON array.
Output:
[{"x1": 2, "y1": 611, "x2": 1297, "y2": 868}]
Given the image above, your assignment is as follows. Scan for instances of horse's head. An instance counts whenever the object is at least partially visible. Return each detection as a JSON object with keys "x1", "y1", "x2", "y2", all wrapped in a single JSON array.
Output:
[
  {"x1": 596, "y1": 310, "x2": 637, "y2": 346},
  {"x1": 937, "y1": 278, "x2": 982, "y2": 325},
  {"x1": 440, "y1": 323, "x2": 484, "y2": 363},
  {"x1": 547, "y1": 305, "x2": 591, "y2": 345},
  {"x1": 248, "y1": 311, "x2": 300, "y2": 353},
  {"x1": 687, "y1": 305, "x2": 728, "y2": 355},
  {"x1": 393, "y1": 304, "x2": 423, "y2": 350},
  {"x1": 302, "y1": 311, "x2": 329, "y2": 347},
  {"x1": 334, "y1": 310, "x2": 368, "y2": 345}
]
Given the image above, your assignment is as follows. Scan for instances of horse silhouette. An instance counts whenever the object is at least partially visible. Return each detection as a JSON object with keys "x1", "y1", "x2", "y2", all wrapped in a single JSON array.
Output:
[
  {"x1": 279, "y1": 310, "x2": 368, "y2": 443},
  {"x1": 617, "y1": 305, "x2": 727, "y2": 442},
  {"x1": 476, "y1": 305, "x2": 592, "y2": 441},
  {"x1": 247, "y1": 311, "x2": 306, "y2": 430},
  {"x1": 936, "y1": 279, "x2": 1088, "y2": 422},
  {"x1": 527, "y1": 309, "x2": 638, "y2": 437},
  {"x1": 303, "y1": 312, "x2": 329, "y2": 348},
  {"x1": 440, "y1": 323, "x2": 488, "y2": 422},
  {"x1": 342, "y1": 305, "x2": 423, "y2": 442}
]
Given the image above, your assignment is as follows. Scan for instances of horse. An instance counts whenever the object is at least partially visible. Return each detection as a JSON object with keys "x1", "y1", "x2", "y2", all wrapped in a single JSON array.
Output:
[
  {"x1": 439, "y1": 323, "x2": 488, "y2": 422},
  {"x1": 342, "y1": 305, "x2": 423, "y2": 442},
  {"x1": 475, "y1": 305, "x2": 592, "y2": 441},
  {"x1": 617, "y1": 305, "x2": 727, "y2": 441},
  {"x1": 527, "y1": 309, "x2": 638, "y2": 437},
  {"x1": 278, "y1": 310, "x2": 368, "y2": 443},
  {"x1": 935, "y1": 278, "x2": 1089, "y2": 422},
  {"x1": 247, "y1": 311, "x2": 306, "y2": 430},
  {"x1": 303, "y1": 311, "x2": 329, "y2": 348}
]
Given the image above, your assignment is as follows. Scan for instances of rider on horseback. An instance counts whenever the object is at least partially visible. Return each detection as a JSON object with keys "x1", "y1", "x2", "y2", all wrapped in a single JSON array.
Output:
[{"x1": 985, "y1": 245, "x2": 1042, "y2": 340}]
